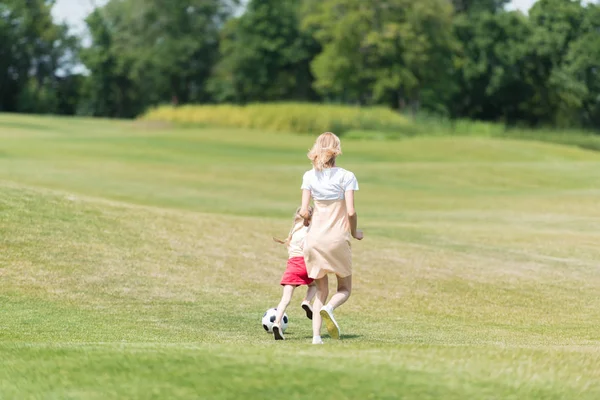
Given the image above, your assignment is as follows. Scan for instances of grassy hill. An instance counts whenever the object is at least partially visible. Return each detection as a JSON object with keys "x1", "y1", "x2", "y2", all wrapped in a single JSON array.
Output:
[{"x1": 1, "y1": 113, "x2": 599, "y2": 399}]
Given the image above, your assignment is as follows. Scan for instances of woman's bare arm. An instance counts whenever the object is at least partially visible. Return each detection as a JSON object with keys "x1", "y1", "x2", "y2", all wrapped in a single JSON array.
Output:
[
  {"x1": 299, "y1": 189, "x2": 312, "y2": 225},
  {"x1": 345, "y1": 190, "x2": 363, "y2": 240}
]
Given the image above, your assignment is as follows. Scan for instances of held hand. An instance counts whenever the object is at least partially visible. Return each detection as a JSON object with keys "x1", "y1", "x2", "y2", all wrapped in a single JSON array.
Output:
[
  {"x1": 353, "y1": 230, "x2": 364, "y2": 240},
  {"x1": 297, "y1": 212, "x2": 309, "y2": 225},
  {"x1": 298, "y1": 209, "x2": 309, "y2": 219},
  {"x1": 298, "y1": 209, "x2": 311, "y2": 226}
]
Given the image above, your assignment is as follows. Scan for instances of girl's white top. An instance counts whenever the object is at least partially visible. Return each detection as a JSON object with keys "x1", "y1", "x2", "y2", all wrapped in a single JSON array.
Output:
[
  {"x1": 288, "y1": 223, "x2": 308, "y2": 258},
  {"x1": 301, "y1": 167, "x2": 359, "y2": 200}
]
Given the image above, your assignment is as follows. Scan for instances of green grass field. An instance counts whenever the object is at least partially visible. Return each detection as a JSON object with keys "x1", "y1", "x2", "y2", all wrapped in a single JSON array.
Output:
[{"x1": 1, "y1": 113, "x2": 599, "y2": 399}]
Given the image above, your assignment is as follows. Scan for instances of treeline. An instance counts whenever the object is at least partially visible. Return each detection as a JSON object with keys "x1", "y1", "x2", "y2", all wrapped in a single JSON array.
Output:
[{"x1": 1, "y1": 0, "x2": 599, "y2": 128}]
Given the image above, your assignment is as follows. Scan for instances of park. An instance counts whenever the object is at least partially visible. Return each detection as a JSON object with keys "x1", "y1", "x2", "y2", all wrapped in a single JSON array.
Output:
[{"x1": 1, "y1": 0, "x2": 600, "y2": 398}]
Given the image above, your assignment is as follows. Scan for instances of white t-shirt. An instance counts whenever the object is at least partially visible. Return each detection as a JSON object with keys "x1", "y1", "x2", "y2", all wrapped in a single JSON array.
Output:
[
  {"x1": 288, "y1": 224, "x2": 308, "y2": 258},
  {"x1": 301, "y1": 167, "x2": 359, "y2": 200}
]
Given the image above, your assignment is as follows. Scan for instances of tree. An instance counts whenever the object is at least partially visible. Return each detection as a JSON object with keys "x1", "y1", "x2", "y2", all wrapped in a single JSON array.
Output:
[
  {"x1": 302, "y1": 0, "x2": 457, "y2": 112},
  {"x1": 523, "y1": 0, "x2": 597, "y2": 127},
  {"x1": 209, "y1": 0, "x2": 321, "y2": 103},
  {"x1": 451, "y1": 0, "x2": 509, "y2": 14},
  {"x1": 452, "y1": 10, "x2": 533, "y2": 123},
  {"x1": 543, "y1": 2, "x2": 600, "y2": 127},
  {"x1": 0, "y1": 0, "x2": 80, "y2": 113},
  {"x1": 0, "y1": 4, "x2": 21, "y2": 111},
  {"x1": 79, "y1": 8, "x2": 130, "y2": 117},
  {"x1": 81, "y1": 0, "x2": 238, "y2": 117},
  {"x1": 121, "y1": 0, "x2": 238, "y2": 104}
]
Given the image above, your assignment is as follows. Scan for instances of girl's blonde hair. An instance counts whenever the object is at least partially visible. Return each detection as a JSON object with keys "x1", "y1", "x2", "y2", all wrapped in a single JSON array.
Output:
[
  {"x1": 273, "y1": 206, "x2": 313, "y2": 246},
  {"x1": 307, "y1": 132, "x2": 342, "y2": 171}
]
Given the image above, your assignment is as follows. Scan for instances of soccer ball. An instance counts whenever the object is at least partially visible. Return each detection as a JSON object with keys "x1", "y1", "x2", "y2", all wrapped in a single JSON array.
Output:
[{"x1": 262, "y1": 308, "x2": 288, "y2": 333}]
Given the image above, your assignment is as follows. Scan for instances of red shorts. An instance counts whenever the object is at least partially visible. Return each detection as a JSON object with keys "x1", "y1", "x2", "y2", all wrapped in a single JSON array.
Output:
[{"x1": 280, "y1": 257, "x2": 313, "y2": 286}]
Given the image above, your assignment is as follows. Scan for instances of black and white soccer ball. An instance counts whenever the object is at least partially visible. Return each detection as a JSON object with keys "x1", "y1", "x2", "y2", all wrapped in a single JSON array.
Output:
[{"x1": 262, "y1": 308, "x2": 288, "y2": 333}]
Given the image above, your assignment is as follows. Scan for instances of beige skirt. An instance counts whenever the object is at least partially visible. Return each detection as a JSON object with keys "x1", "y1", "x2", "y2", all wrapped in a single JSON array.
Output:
[{"x1": 304, "y1": 199, "x2": 352, "y2": 279}]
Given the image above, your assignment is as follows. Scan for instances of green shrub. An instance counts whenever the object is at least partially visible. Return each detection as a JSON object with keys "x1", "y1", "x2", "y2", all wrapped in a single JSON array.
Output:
[{"x1": 142, "y1": 103, "x2": 411, "y2": 135}]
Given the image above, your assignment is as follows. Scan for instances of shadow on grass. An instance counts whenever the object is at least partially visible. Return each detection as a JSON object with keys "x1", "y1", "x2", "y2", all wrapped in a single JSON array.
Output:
[{"x1": 302, "y1": 334, "x2": 363, "y2": 340}]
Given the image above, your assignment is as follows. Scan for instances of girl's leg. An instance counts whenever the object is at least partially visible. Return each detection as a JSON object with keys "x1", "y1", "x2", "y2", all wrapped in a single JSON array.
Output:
[
  {"x1": 275, "y1": 285, "x2": 295, "y2": 325},
  {"x1": 304, "y1": 283, "x2": 317, "y2": 303},
  {"x1": 327, "y1": 275, "x2": 352, "y2": 310},
  {"x1": 301, "y1": 283, "x2": 317, "y2": 320},
  {"x1": 312, "y1": 276, "x2": 329, "y2": 343},
  {"x1": 273, "y1": 285, "x2": 295, "y2": 340}
]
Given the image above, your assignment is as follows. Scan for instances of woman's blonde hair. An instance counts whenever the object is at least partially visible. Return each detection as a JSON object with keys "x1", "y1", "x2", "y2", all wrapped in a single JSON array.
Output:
[
  {"x1": 307, "y1": 132, "x2": 342, "y2": 171},
  {"x1": 273, "y1": 206, "x2": 313, "y2": 246}
]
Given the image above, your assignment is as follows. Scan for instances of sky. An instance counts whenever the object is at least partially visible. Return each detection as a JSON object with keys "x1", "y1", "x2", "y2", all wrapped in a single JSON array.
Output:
[
  {"x1": 51, "y1": 0, "x2": 107, "y2": 34},
  {"x1": 52, "y1": 0, "x2": 540, "y2": 32},
  {"x1": 505, "y1": 0, "x2": 538, "y2": 11}
]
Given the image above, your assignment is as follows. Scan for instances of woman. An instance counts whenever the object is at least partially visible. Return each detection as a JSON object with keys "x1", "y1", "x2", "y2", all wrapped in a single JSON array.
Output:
[{"x1": 298, "y1": 132, "x2": 363, "y2": 345}]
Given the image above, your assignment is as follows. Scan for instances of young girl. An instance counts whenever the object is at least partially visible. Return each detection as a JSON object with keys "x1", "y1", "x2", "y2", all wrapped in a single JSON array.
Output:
[{"x1": 271, "y1": 206, "x2": 317, "y2": 340}]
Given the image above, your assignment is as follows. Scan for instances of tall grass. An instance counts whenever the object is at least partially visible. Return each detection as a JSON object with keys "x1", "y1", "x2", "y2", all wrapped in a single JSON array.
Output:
[
  {"x1": 142, "y1": 103, "x2": 410, "y2": 135},
  {"x1": 143, "y1": 103, "x2": 600, "y2": 151}
]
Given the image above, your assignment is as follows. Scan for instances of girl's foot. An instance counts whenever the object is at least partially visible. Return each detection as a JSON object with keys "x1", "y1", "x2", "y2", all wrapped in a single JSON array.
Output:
[
  {"x1": 320, "y1": 305, "x2": 340, "y2": 340},
  {"x1": 273, "y1": 323, "x2": 285, "y2": 340},
  {"x1": 312, "y1": 336, "x2": 323, "y2": 345},
  {"x1": 301, "y1": 301, "x2": 313, "y2": 320}
]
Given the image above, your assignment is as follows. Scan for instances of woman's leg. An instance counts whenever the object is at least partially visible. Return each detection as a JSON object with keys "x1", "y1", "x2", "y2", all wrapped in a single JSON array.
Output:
[
  {"x1": 275, "y1": 285, "x2": 295, "y2": 325},
  {"x1": 327, "y1": 275, "x2": 352, "y2": 310},
  {"x1": 312, "y1": 275, "x2": 329, "y2": 341},
  {"x1": 319, "y1": 275, "x2": 351, "y2": 340}
]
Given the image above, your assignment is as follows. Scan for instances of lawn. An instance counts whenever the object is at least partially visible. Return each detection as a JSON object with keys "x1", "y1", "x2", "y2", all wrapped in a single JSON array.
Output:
[{"x1": 1, "y1": 113, "x2": 599, "y2": 399}]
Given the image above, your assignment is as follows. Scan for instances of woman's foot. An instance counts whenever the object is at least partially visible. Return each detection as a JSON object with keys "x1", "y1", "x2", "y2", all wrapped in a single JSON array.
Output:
[
  {"x1": 301, "y1": 301, "x2": 313, "y2": 320},
  {"x1": 312, "y1": 336, "x2": 323, "y2": 345},
  {"x1": 320, "y1": 305, "x2": 340, "y2": 340},
  {"x1": 273, "y1": 323, "x2": 285, "y2": 340}
]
